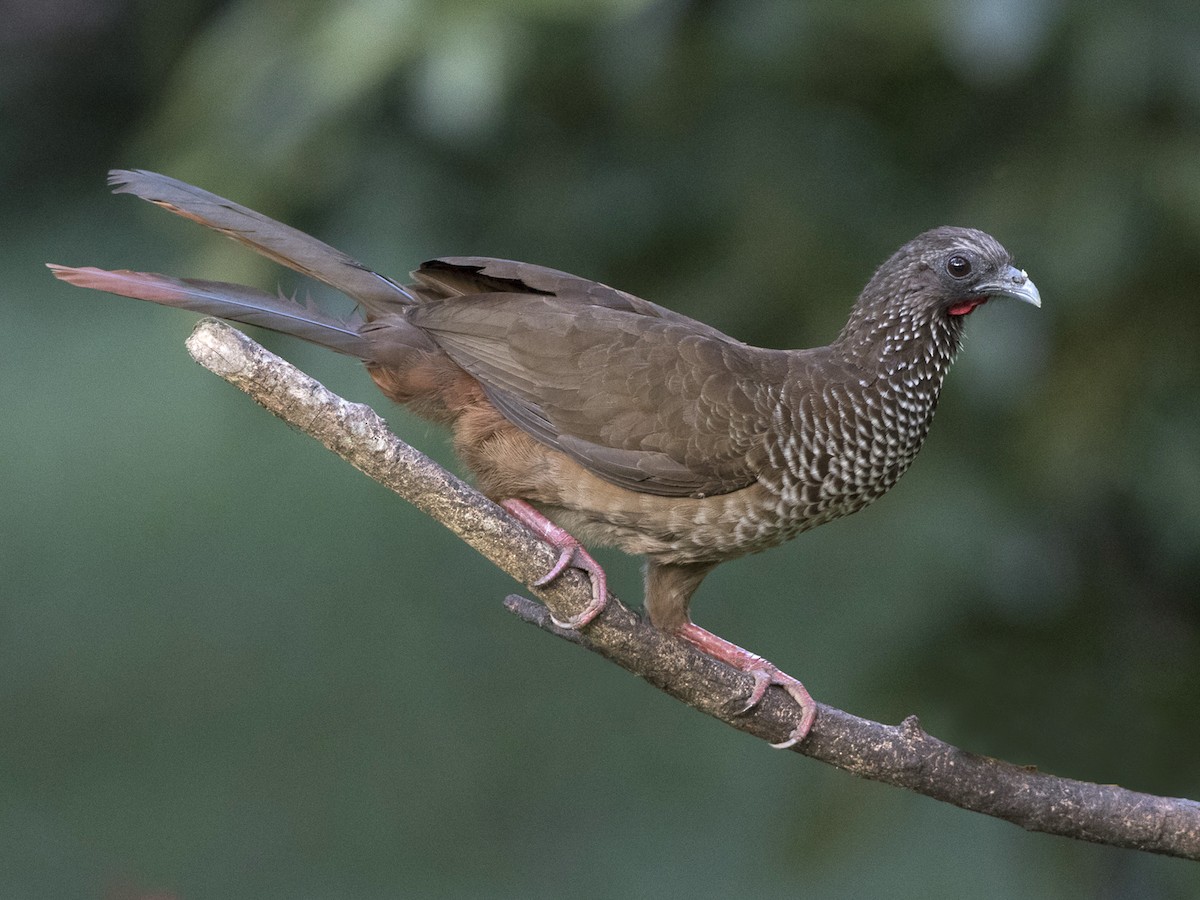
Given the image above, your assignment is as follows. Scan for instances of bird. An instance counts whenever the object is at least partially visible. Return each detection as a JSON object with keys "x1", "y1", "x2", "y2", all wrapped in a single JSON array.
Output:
[{"x1": 49, "y1": 169, "x2": 1041, "y2": 747}]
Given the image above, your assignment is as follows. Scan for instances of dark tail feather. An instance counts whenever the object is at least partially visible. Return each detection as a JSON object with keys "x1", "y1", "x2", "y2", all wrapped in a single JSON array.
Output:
[
  {"x1": 106, "y1": 169, "x2": 415, "y2": 315},
  {"x1": 47, "y1": 265, "x2": 374, "y2": 360}
]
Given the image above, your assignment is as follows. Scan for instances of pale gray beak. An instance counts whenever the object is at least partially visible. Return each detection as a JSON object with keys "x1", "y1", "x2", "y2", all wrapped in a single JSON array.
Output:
[{"x1": 982, "y1": 265, "x2": 1041, "y2": 308}]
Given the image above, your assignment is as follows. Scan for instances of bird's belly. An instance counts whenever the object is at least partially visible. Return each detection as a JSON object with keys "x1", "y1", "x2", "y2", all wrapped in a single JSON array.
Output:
[
  {"x1": 510, "y1": 419, "x2": 927, "y2": 567},
  {"x1": 546, "y1": 478, "x2": 880, "y2": 566},
  {"x1": 589, "y1": 445, "x2": 922, "y2": 564},
  {"x1": 547, "y1": 486, "x2": 773, "y2": 562}
]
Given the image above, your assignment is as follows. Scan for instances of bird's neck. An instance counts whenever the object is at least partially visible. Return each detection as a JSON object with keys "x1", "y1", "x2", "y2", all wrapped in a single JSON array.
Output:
[
  {"x1": 823, "y1": 300, "x2": 965, "y2": 481},
  {"x1": 757, "y1": 303, "x2": 965, "y2": 538},
  {"x1": 833, "y1": 298, "x2": 965, "y2": 384}
]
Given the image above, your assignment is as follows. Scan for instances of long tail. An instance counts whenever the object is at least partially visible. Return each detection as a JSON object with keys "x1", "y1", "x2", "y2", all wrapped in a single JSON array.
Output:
[
  {"x1": 106, "y1": 169, "x2": 415, "y2": 315},
  {"x1": 47, "y1": 265, "x2": 374, "y2": 359}
]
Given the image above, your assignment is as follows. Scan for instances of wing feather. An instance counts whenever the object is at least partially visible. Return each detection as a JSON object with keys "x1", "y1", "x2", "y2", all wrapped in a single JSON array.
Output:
[{"x1": 408, "y1": 291, "x2": 785, "y2": 497}]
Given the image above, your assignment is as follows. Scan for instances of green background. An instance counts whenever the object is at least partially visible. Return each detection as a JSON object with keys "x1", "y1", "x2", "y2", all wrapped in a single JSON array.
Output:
[{"x1": 5, "y1": 0, "x2": 1199, "y2": 896}]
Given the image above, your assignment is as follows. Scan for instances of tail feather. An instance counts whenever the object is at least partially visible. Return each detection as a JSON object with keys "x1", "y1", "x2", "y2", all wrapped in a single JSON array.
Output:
[
  {"x1": 47, "y1": 265, "x2": 374, "y2": 360},
  {"x1": 106, "y1": 169, "x2": 415, "y2": 315}
]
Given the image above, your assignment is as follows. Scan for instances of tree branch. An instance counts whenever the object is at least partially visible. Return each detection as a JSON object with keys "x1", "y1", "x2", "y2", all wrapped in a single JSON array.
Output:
[{"x1": 184, "y1": 317, "x2": 1200, "y2": 861}]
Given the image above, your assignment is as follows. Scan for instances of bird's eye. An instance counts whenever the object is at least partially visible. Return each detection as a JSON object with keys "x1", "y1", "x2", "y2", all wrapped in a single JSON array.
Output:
[{"x1": 946, "y1": 255, "x2": 972, "y2": 278}]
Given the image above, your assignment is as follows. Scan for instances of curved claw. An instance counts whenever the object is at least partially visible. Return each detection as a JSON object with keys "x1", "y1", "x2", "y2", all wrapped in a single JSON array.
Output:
[
  {"x1": 536, "y1": 545, "x2": 576, "y2": 586},
  {"x1": 674, "y1": 621, "x2": 817, "y2": 747},
  {"x1": 766, "y1": 678, "x2": 817, "y2": 748},
  {"x1": 502, "y1": 498, "x2": 608, "y2": 630},
  {"x1": 542, "y1": 545, "x2": 607, "y2": 629},
  {"x1": 747, "y1": 665, "x2": 816, "y2": 748},
  {"x1": 738, "y1": 670, "x2": 771, "y2": 714}
]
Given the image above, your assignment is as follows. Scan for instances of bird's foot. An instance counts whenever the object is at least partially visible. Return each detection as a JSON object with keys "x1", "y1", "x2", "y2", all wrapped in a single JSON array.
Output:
[
  {"x1": 501, "y1": 498, "x2": 607, "y2": 629},
  {"x1": 674, "y1": 622, "x2": 816, "y2": 747}
]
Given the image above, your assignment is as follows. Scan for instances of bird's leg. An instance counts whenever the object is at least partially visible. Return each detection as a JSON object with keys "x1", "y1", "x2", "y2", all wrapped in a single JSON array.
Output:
[
  {"x1": 501, "y1": 498, "x2": 607, "y2": 629},
  {"x1": 645, "y1": 561, "x2": 815, "y2": 747},
  {"x1": 673, "y1": 622, "x2": 816, "y2": 748}
]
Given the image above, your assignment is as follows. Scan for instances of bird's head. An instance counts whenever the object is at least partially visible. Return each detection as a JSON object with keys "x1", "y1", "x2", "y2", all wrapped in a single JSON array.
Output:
[{"x1": 837, "y1": 226, "x2": 1040, "y2": 362}]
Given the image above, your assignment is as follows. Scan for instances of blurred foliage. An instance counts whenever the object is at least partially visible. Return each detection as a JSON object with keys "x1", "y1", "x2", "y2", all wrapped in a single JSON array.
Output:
[{"x1": 3, "y1": 0, "x2": 1200, "y2": 895}]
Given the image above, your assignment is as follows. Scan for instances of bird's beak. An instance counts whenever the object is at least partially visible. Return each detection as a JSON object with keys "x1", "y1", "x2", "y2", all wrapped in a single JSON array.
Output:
[{"x1": 980, "y1": 265, "x2": 1041, "y2": 308}]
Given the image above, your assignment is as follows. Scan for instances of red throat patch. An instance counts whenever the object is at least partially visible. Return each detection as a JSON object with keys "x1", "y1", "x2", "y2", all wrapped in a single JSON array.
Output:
[{"x1": 948, "y1": 297, "x2": 987, "y2": 316}]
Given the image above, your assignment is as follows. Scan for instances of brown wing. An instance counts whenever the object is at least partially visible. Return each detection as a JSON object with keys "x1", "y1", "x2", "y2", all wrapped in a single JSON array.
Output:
[
  {"x1": 412, "y1": 257, "x2": 734, "y2": 338},
  {"x1": 405, "y1": 269, "x2": 788, "y2": 497}
]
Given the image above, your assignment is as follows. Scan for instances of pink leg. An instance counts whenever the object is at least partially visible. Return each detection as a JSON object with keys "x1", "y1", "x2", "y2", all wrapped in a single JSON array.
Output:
[
  {"x1": 675, "y1": 622, "x2": 816, "y2": 747},
  {"x1": 501, "y1": 499, "x2": 607, "y2": 630}
]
